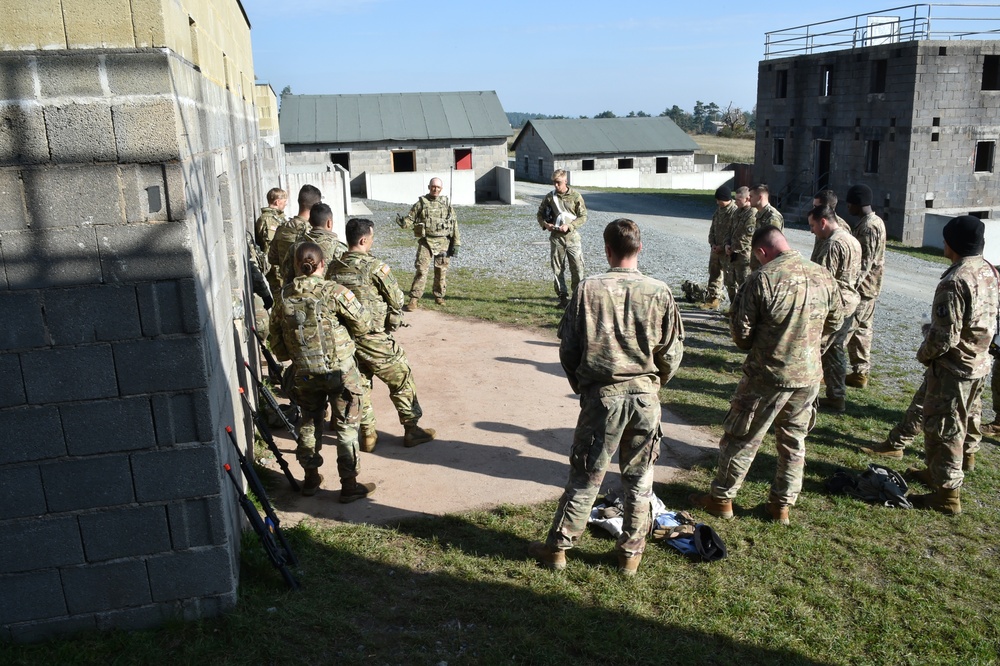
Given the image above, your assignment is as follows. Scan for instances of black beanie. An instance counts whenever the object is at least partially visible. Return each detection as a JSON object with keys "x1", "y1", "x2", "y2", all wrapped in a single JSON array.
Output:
[
  {"x1": 942, "y1": 215, "x2": 986, "y2": 257},
  {"x1": 715, "y1": 185, "x2": 732, "y2": 202},
  {"x1": 845, "y1": 184, "x2": 872, "y2": 207}
]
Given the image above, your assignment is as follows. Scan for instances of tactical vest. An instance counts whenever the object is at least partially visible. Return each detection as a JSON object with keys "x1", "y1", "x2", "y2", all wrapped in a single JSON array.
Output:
[
  {"x1": 328, "y1": 254, "x2": 387, "y2": 327},
  {"x1": 418, "y1": 197, "x2": 454, "y2": 237},
  {"x1": 279, "y1": 279, "x2": 349, "y2": 375}
]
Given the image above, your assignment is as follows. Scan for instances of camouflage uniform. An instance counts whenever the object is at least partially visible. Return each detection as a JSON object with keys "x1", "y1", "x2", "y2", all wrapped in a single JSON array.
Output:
[
  {"x1": 709, "y1": 251, "x2": 842, "y2": 506},
  {"x1": 400, "y1": 195, "x2": 459, "y2": 300},
  {"x1": 247, "y1": 235, "x2": 273, "y2": 333},
  {"x1": 280, "y1": 227, "x2": 347, "y2": 286},
  {"x1": 882, "y1": 376, "x2": 984, "y2": 455},
  {"x1": 846, "y1": 212, "x2": 886, "y2": 376},
  {"x1": 327, "y1": 251, "x2": 424, "y2": 429},
  {"x1": 809, "y1": 212, "x2": 848, "y2": 260},
  {"x1": 917, "y1": 256, "x2": 998, "y2": 489},
  {"x1": 267, "y1": 215, "x2": 310, "y2": 293},
  {"x1": 546, "y1": 268, "x2": 684, "y2": 557},
  {"x1": 726, "y1": 205, "x2": 757, "y2": 295},
  {"x1": 268, "y1": 275, "x2": 373, "y2": 481},
  {"x1": 537, "y1": 187, "x2": 587, "y2": 300},
  {"x1": 254, "y1": 206, "x2": 286, "y2": 258},
  {"x1": 811, "y1": 227, "x2": 862, "y2": 400},
  {"x1": 749, "y1": 205, "x2": 784, "y2": 270},
  {"x1": 707, "y1": 201, "x2": 737, "y2": 302}
]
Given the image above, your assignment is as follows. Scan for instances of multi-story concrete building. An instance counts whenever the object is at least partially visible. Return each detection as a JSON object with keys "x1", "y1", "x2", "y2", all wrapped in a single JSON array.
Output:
[{"x1": 754, "y1": 5, "x2": 1000, "y2": 245}]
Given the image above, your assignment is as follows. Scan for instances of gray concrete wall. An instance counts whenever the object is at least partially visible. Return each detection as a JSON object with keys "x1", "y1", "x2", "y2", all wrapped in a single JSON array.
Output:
[
  {"x1": 0, "y1": 47, "x2": 262, "y2": 642},
  {"x1": 513, "y1": 130, "x2": 554, "y2": 182},
  {"x1": 495, "y1": 166, "x2": 514, "y2": 204},
  {"x1": 364, "y1": 170, "x2": 477, "y2": 206}
]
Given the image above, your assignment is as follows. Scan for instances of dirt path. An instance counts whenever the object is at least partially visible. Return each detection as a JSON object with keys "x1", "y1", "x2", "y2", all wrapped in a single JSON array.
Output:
[{"x1": 264, "y1": 309, "x2": 720, "y2": 527}]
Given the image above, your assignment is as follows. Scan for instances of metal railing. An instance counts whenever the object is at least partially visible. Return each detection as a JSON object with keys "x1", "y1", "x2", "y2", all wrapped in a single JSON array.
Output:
[{"x1": 765, "y1": 4, "x2": 1000, "y2": 59}]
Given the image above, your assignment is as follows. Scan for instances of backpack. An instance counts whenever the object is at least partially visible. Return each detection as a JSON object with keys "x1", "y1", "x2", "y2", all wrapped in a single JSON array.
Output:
[
  {"x1": 280, "y1": 282, "x2": 335, "y2": 375},
  {"x1": 826, "y1": 464, "x2": 912, "y2": 509}
]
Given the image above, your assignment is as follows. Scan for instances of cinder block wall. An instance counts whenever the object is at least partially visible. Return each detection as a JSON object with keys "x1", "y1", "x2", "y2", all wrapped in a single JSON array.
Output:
[{"x1": 0, "y1": 0, "x2": 264, "y2": 643}]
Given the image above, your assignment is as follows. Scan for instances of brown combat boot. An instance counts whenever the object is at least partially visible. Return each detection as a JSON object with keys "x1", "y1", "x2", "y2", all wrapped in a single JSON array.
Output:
[
  {"x1": 689, "y1": 493, "x2": 734, "y2": 520},
  {"x1": 434, "y1": 297, "x2": 445, "y2": 306},
  {"x1": 302, "y1": 468, "x2": 323, "y2": 497},
  {"x1": 818, "y1": 396, "x2": 846, "y2": 412},
  {"x1": 359, "y1": 425, "x2": 378, "y2": 453},
  {"x1": 528, "y1": 541, "x2": 566, "y2": 571},
  {"x1": 910, "y1": 487, "x2": 961, "y2": 515},
  {"x1": 860, "y1": 442, "x2": 904, "y2": 459},
  {"x1": 339, "y1": 477, "x2": 376, "y2": 504},
  {"x1": 981, "y1": 421, "x2": 1000, "y2": 437},
  {"x1": 963, "y1": 453, "x2": 975, "y2": 472},
  {"x1": 765, "y1": 501, "x2": 790, "y2": 525},
  {"x1": 617, "y1": 551, "x2": 643, "y2": 576},
  {"x1": 698, "y1": 298, "x2": 721, "y2": 311},
  {"x1": 404, "y1": 424, "x2": 436, "y2": 447},
  {"x1": 403, "y1": 297, "x2": 420, "y2": 312},
  {"x1": 846, "y1": 372, "x2": 869, "y2": 388},
  {"x1": 904, "y1": 465, "x2": 936, "y2": 487},
  {"x1": 557, "y1": 296, "x2": 569, "y2": 309}
]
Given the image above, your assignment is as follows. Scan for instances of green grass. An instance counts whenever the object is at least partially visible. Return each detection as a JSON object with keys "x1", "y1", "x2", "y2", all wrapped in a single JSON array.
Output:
[
  {"x1": 690, "y1": 134, "x2": 756, "y2": 164},
  {"x1": 577, "y1": 188, "x2": 717, "y2": 207},
  {"x1": 886, "y1": 239, "x2": 951, "y2": 266}
]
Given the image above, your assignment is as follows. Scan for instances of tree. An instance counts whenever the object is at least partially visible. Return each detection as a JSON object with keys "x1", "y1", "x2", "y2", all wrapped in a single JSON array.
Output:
[
  {"x1": 280, "y1": 85, "x2": 292, "y2": 96},
  {"x1": 660, "y1": 105, "x2": 695, "y2": 132},
  {"x1": 594, "y1": 110, "x2": 617, "y2": 119},
  {"x1": 626, "y1": 110, "x2": 650, "y2": 118}
]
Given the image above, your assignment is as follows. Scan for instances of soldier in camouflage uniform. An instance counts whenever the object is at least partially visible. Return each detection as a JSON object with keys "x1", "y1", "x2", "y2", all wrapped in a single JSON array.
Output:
[
  {"x1": 809, "y1": 190, "x2": 848, "y2": 259},
  {"x1": 398, "y1": 178, "x2": 460, "y2": 309},
  {"x1": 900, "y1": 217, "x2": 998, "y2": 515},
  {"x1": 725, "y1": 186, "x2": 756, "y2": 297},
  {"x1": 279, "y1": 203, "x2": 346, "y2": 286},
  {"x1": 269, "y1": 241, "x2": 377, "y2": 502},
  {"x1": 247, "y1": 234, "x2": 274, "y2": 333},
  {"x1": 267, "y1": 184, "x2": 321, "y2": 293},
  {"x1": 537, "y1": 169, "x2": 587, "y2": 309},
  {"x1": 691, "y1": 226, "x2": 842, "y2": 525},
  {"x1": 529, "y1": 219, "x2": 684, "y2": 576},
  {"x1": 808, "y1": 204, "x2": 862, "y2": 412},
  {"x1": 843, "y1": 184, "x2": 886, "y2": 389},
  {"x1": 328, "y1": 218, "x2": 436, "y2": 452},
  {"x1": 749, "y1": 184, "x2": 784, "y2": 271},
  {"x1": 254, "y1": 187, "x2": 288, "y2": 258},
  {"x1": 703, "y1": 185, "x2": 737, "y2": 310}
]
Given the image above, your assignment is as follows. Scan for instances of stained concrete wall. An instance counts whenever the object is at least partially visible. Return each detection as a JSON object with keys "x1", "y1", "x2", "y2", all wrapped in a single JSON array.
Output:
[
  {"x1": 566, "y1": 169, "x2": 731, "y2": 190},
  {"x1": 365, "y1": 170, "x2": 477, "y2": 206},
  {"x1": 0, "y1": 0, "x2": 265, "y2": 643}
]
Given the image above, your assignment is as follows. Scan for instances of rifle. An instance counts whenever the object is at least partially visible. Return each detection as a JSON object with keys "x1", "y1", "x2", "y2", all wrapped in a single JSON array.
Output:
[
  {"x1": 223, "y1": 430, "x2": 299, "y2": 589},
  {"x1": 250, "y1": 324, "x2": 284, "y2": 389},
  {"x1": 239, "y1": 387, "x2": 300, "y2": 492},
  {"x1": 244, "y1": 360, "x2": 299, "y2": 442}
]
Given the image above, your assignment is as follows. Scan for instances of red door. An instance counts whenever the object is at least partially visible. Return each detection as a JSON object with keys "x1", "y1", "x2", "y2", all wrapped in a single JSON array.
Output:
[{"x1": 454, "y1": 148, "x2": 472, "y2": 170}]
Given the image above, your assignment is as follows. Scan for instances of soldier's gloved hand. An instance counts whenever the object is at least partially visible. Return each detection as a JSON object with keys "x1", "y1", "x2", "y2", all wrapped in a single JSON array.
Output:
[
  {"x1": 395, "y1": 214, "x2": 406, "y2": 228},
  {"x1": 386, "y1": 312, "x2": 402, "y2": 332},
  {"x1": 448, "y1": 246, "x2": 459, "y2": 258},
  {"x1": 261, "y1": 291, "x2": 274, "y2": 310}
]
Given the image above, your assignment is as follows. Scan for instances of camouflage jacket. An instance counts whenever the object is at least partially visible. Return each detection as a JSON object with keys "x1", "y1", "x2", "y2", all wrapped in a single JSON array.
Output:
[
  {"x1": 327, "y1": 251, "x2": 405, "y2": 334},
  {"x1": 756, "y1": 204, "x2": 784, "y2": 231},
  {"x1": 537, "y1": 188, "x2": 588, "y2": 241},
  {"x1": 254, "y1": 206, "x2": 286, "y2": 256},
  {"x1": 709, "y1": 201, "x2": 738, "y2": 248},
  {"x1": 559, "y1": 268, "x2": 684, "y2": 396},
  {"x1": 810, "y1": 227, "x2": 862, "y2": 317},
  {"x1": 267, "y1": 215, "x2": 310, "y2": 289},
  {"x1": 402, "y1": 195, "x2": 459, "y2": 255},
  {"x1": 269, "y1": 275, "x2": 372, "y2": 376},
  {"x1": 280, "y1": 227, "x2": 347, "y2": 286},
  {"x1": 850, "y1": 211, "x2": 886, "y2": 300},
  {"x1": 917, "y1": 256, "x2": 1000, "y2": 379},
  {"x1": 732, "y1": 250, "x2": 843, "y2": 388},
  {"x1": 728, "y1": 205, "x2": 758, "y2": 260},
  {"x1": 810, "y1": 212, "x2": 848, "y2": 259}
]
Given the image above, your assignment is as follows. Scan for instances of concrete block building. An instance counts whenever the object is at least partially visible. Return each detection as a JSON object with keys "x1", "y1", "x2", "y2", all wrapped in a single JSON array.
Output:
[
  {"x1": 0, "y1": 0, "x2": 270, "y2": 641},
  {"x1": 279, "y1": 90, "x2": 513, "y2": 204},
  {"x1": 754, "y1": 6, "x2": 1000, "y2": 244}
]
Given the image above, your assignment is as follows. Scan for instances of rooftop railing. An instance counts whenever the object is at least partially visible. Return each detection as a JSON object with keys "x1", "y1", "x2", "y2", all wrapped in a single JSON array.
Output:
[{"x1": 764, "y1": 3, "x2": 1000, "y2": 59}]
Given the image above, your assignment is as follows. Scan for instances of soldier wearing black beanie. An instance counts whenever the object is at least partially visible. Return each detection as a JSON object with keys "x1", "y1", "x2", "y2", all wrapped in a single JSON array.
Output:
[{"x1": 942, "y1": 215, "x2": 986, "y2": 257}]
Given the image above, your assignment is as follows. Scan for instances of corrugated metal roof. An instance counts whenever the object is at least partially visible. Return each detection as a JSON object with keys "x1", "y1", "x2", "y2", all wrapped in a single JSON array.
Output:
[
  {"x1": 512, "y1": 117, "x2": 700, "y2": 155},
  {"x1": 279, "y1": 91, "x2": 512, "y2": 144}
]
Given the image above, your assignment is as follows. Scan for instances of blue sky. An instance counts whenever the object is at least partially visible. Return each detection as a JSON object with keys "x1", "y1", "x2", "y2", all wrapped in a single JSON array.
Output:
[{"x1": 241, "y1": 1, "x2": 914, "y2": 117}]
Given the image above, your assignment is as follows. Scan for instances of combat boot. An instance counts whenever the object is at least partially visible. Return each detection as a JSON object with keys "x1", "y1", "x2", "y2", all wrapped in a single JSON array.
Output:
[
  {"x1": 845, "y1": 372, "x2": 869, "y2": 389},
  {"x1": 435, "y1": 297, "x2": 445, "y2": 306},
  {"x1": 360, "y1": 425, "x2": 378, "y2": 453},
  {"x1": 904, "y1": 465, "x2": 936, "y2": 488},
  {"x1": 302, "y1": 468, "x2": 323, "y2": 497},
  {"x1": 404, "y1": 424, "x2": 436, "y2": 447},
  {"x1": 981, "y1": 421, "x2": 1000, "y2": 436},
  {"x1": 339, "y1": 477, "x2": 376, "y2": 504},
  {"x1": 403, "y1": 297, "x2": 420, "y2": 312},
  {"x1": 818, "y1": 396, "x2": 846, "y2": 413},
  {"x1": 860, "y1": 442, "x2": 904, "y2": 459},
  {"x1": 528, "y1": 541, "x2": 566, "y2": 571},
  {"x1": 765, "y1": 501, "x2": 790, "y2": 526},
  {"x1": 698, "y1": 298, "x2": 721, "y2": 311},
  {"x1": 963, "y1": 453, "x2": 975, "y2": 472},
  {"x1": 557, "y1": 296, "x2": 569, "y2": 309},
  {"x1": 688, "y1": 493, "x2": 734, "y2": 520},
  {"x1": 617, "y1": 551, "x2": 643, "y2": 576},
  {"x1": 910, "y1": 487, "x2": 961, "y2": 515}
]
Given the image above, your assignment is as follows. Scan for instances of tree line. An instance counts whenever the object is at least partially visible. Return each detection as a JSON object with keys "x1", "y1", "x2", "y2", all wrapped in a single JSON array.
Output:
[{"x1": 507, "y1": 102, "x2": 755, "y2": 138}]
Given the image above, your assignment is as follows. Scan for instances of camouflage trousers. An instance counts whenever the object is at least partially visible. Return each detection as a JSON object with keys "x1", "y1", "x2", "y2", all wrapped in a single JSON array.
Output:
[
  {"x1": 822, "y1": 314, "x2": 857, "y2": 400},
  {"x1": 847, "y1": 297, "x2": 877, "y2": 375},
  {"x1": 710, "y1": 375, "x2": 819, "y2": 505},
  {"x1": 546, "y1": 392, "x2": 662, "y2": 557},
  {"x1": 289, "y1": 365, "x2": 364, "y2": 481},
  {"x1": 884, "y1": 370, "x2": 983, "y2": 455},
  {"x1": 706, "y1": 249, "x2": 726, "y2": 301},
  {"x1": 355, "y1": 332, "x2": 423, "y2": 428},
  {"x1": 252, "y1": 294, "x2": 269, "y2": 339},
  {"x1": 990, "y1": 358, "x2": 1000, "y2": 415},
  {"x1": 410, "y1": 239, "x2": 449, "y2": 299},
  {"x1": 550, "y1": 234, "x2": 584, "y2": 299},
  {"x1": 726, "y1": 255, "x2": 751, "y2": 301},
  {"x1": 924, "y1": 365, "x2": 986, "y2": 489}
]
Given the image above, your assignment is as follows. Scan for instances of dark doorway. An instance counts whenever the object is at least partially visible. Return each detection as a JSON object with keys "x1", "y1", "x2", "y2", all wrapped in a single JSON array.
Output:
[
  {"x1": 392, "y1": 150, "x2": 415, "y2": 173},
  {"x1": 330, "y1": 152, "x2": 350, "y2": 171},
  {"x1": 815, "y1": 140, "x2": 831, "y2": 190},
  {"x1": 655, "y1": 157, "x2": 668, "y2": 173}
]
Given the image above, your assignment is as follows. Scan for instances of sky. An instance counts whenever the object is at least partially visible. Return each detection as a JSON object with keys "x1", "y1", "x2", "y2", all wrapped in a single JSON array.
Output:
[{"x1": 240, "y1": 1, "x2": 927, "y2": 118}]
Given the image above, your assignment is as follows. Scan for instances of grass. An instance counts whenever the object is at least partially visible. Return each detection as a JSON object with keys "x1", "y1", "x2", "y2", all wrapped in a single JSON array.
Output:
[
  {"x1": 886, "y1": 239, "x2": 951, "y2": 266},
  {"x1": 574, "y1": 187, "x2": 717, "y2": 207},
  {"x1": 690, "y1": 134, "x2": 756, "y2": 164},
  {"x1": 7, "y1": 260, "x2": 1000, "y2": 664}
]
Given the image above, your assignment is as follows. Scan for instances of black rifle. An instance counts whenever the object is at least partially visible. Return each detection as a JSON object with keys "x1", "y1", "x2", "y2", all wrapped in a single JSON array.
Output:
[
  {"x1": 239, "y1": 387, "x2": 300, "y2": 492},
  {"x1": 225, "y1": 426, "x2": 300, "y2": 579},
  {"x1": 250, "y1": 324, "x2": 285, "y2": 389},
  {"x1": 244, "y1": 360, "x2": 299, "y2": 442}
]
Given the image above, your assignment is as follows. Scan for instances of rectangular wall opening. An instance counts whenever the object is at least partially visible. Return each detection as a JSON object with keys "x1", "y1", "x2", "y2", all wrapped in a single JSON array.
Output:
[
  {"x1": 330, "y1": 152, "x2": 350, "y2": 171},
  {"x1": 392, "y1": 150, "x2": 416, "y2": 173},
  {"x1": 582, "y1": 159, "x2": 595, "y2": 171},
  {"x1": 984, "y1": 55, "x2": 1000, "y2": 91},
  {"x1": 775, "y1": 70, "x2": 788, "y2": 98},
  {"x1": 655, "y1": 157, "x2": 668, "y2": 173},
  {"x1": 617, "y1": 158, "x2": 634, "y2": 169},
  {"x1": 454, "y1": 148, "x2": 472, "y2": 170},
  {"x1": 772, "y1": 138, "x2": 785, "y2": 166},
  {"x1": 864, "y1": 140, "x2": 881, "y2": 173},
  {"x1": 974, "y1": 141, "x2": 995, "y2": 173},
  {"x1": 870, "y1": 59, "x2": 888, "y2": 93},
  {"x1": 821, "y1": 65, "x2": 833, "y2": 96}
]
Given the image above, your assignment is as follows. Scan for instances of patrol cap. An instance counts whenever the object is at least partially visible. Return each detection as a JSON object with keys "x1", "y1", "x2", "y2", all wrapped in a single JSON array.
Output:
[
  {"x1": 942, "y1": 215, "x2": 985, "y2": 257},
  {"x1": 845, "y1": 184, "x2": 873, "y2": 207},
  {"x1": 714, "y1": 185, "x2": 732, "y2": 202}
]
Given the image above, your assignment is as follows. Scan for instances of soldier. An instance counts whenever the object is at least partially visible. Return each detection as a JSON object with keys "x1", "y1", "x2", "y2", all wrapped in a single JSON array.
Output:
[
  {"x1": 703, "y1": 185, "x2": 737, "y2": 310},
  {"x1": 843, "y1": 184, "x2": 886, "y2": 389},
  {"x1": 268, "y1": 241, "x2": 377, "y2": 502},
  {"x1": 691, "y1": 226, "x2": 842, "y2": 525},
  {"x1": 749, "y1": 185, "x2": 783, "y2": 272},
  {"x1": 528, "y1": 219, "x2": 683, "y2": 576},
  {"x1": 279, "y1": 203, "x2": 346, "y2": 285},
  {"x1": 254, "y1": 187, "x2": 288, "y2": 257},
  {"x1": 398, "y1": 178, "x2": 460, "y2": 309},
  {"x1": 810, "y1": 189, "x2": 847, "y2": 259},
  {"x1": 267, "y1": 184, "x2": 321, "y2": 293},
  {"x1": 808, "y1": 204, "x2": 862, "y2": 413},
  {"x1": 328, "y1": 218, "x2": 436, "y2": 451},
  {"x1": 725, "y1": 186, "x2": 756, "y2": 296},
  {"x1": 247, "y1": 233, "x2": 274, "y2": 332},
  {"x1": 900, "y1": 217, "x2": 998, "y2": 514},
  {"x1": 537, "y1": 169, "x2": 587, "y2": 309}
]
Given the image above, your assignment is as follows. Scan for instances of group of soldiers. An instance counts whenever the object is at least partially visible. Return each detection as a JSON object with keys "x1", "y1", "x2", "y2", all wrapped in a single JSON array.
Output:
[{"x1": 250, "y1": 183, "x2": 452, "y2": 501}]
